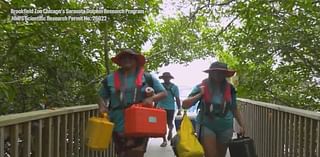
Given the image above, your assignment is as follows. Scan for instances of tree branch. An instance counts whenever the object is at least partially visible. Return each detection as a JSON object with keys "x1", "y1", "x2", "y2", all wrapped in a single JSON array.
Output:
[
  {"x1": 189, "y1": 1, "x2": 211, "y2": 22},
  {"x1": 212, "y1": 0, "x2": 236, "y2": 6},
  {"x1": 201, "y1": 14, "x2": 239, "y2": 42},
  {"x1": 2, "y1": 79, "x2": 23, "y2": 84},
  {"x1": 189, "y1": 0, "x2": 236, "y2": 21}
]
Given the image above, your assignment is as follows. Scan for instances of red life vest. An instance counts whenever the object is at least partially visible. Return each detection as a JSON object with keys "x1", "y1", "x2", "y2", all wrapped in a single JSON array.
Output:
[
  {"x1": 201, "y1": 79, "x2": 232, "y2": 112},
  {"x1": 113, "y1": 68, "x2": 144, "y2": 91}
]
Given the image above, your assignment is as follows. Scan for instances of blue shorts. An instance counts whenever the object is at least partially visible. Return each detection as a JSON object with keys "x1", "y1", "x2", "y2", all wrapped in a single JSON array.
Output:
[{"x1": 198, "y1": 125, "x2": 233, "y2": 144}]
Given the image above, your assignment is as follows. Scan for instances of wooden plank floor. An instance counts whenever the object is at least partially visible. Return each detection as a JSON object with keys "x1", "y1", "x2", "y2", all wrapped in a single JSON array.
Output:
[
  {"x1": 145, "y1": 113, "x2": 232, "y2": 157},
  {"x1": 144, "y1": 135, "x2": 231, "y2": 157},
  {"x1": 145, "y1": 137, "x2": 176, "y2": 157}
]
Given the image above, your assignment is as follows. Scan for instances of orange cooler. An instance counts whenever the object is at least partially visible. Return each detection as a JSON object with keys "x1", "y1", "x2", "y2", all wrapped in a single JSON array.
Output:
[{"x1": 124, "y1": 104, "x2": 166, "y2": 137}]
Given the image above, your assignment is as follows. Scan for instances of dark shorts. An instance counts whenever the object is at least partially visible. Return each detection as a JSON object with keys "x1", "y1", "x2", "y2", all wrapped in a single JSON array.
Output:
[
  {"x1": 112, "y1": 132, "x2": 149, "y2": 155},
  {"x1": 165, "y1": 109, "x2": 175, "y2": 127}
]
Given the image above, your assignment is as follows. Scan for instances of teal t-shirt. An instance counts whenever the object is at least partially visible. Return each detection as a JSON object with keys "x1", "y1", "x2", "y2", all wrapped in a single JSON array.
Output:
[
  {"x1": 157, "y1": 83, "x2": 179, "y2": 110},
  {"x1": 188, "y1": 82, "x2": 237, "y2": 133},
  {"x1": 98, "y1": 71, "x2": 165, "y2": 132}
]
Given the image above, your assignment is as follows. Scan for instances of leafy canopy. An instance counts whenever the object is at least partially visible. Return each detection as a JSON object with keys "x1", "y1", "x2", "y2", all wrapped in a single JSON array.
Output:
[
  {"x1": 0, "y1": 0, "x2": 161, "y2": 114},
  {"x1": 149, "y1": 0, "x2": 320, "y2": 111}
]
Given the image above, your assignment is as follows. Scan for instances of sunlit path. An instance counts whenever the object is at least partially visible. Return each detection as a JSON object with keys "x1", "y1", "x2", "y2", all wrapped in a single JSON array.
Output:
[
  {"x1": 144, "y1": 118, "x2": 233, "y2": 157},
  {"x1": 145, "y1": 137, "x2": 176, "y2": 157},
  {"x1": 145, "y1": 136, "x2": 231, "y2": 157}
]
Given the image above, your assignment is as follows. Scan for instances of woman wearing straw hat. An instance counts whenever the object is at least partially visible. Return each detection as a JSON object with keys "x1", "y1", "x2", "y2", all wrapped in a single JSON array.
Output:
[
  {"x1": 157, "y1": 72, "x2": 182, "y2": 147},
  {"x1": 98, "y1": 49, "x2": 167, "y2": 157},
  {"x1": 182, "y1": 61, "x2": 245, "y2": 157}
]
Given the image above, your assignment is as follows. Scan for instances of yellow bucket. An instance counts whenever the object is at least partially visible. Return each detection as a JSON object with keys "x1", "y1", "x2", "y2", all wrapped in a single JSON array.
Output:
[{"x1": 86, "y1": 113, "x2": 114, "y2": 150}]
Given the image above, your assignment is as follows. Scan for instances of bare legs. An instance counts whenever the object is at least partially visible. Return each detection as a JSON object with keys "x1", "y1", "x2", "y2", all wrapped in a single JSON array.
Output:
[
  {"x1": 202, "y1": 133, "x2": 217, "y2": 157},
  {"x1": 160, "y1": 123, "x2": 173, "y2": 147},
  {"x1": 200, "y1": 126, "x2": 230, "y2": 157}
]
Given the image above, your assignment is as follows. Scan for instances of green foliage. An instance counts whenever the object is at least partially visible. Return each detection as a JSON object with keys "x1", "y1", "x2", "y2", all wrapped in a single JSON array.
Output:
[
  {"x1": 1, "y1": 0, "x2": 319, "y2": 114},
  {"x1": 146, "y1": 15, "x2": 221, "y2": 70},
  {"x1": 0, "y1": 0, "x2": 161, "y2": 114},
  {"x1": 150, "y1": 0, "x2": 320, "y2": 111},
  {"x1": 225, "y1": 0, "x2": 320, "y2": 110}
]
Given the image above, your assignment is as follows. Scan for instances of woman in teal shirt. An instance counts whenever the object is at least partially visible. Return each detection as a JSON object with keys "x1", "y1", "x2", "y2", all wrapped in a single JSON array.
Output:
[
  {"x1": 182, "y1": 61, "x2": 245, "y2": 157},
  {"x1": 98, "y1": 49, "x2": 167, "y2": 157}
]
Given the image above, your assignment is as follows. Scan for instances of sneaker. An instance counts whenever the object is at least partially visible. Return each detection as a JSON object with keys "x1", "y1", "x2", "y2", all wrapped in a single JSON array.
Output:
[{"x1": 160, "y1": 141, "x2": 167, "y2": 147}]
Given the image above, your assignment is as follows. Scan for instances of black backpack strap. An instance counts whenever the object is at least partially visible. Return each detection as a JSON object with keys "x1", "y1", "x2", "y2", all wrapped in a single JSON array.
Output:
[
  {"x1": 101, "y1": 77, "x2": 112, "y2": 110},
  {"x1": 197, "y1": 81, "x2": 214, "y2": 120},
  {"x1": 162, "y1": 83, "x2": 175, "y2": 96},
  {"x1": 143, "y1": 72, "x2": 154, "y2": 88},
  {"x1": 101, "y1": 77, "x2": 109, "y2": 91},
  {"x1": 101, "y1": 75, "x2": 126, "y2": 111}
]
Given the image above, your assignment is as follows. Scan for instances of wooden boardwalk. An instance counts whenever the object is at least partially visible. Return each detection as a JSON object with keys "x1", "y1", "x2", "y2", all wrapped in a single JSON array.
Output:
[
  {"x1": 145, "y1": 135, "x2": 231, "y2": 157},
  {"x1": 145, "y1": 113, "x2": 232, "y2": 157},
  {"x1": 145, "y1": 137, "x2": 176, "y2": 157}
]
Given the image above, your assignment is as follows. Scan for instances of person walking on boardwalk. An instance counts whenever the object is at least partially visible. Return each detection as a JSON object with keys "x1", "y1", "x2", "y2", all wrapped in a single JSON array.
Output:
[
  {"x1": 97, "y1": 49, "x2": 167, "y2": 157},
  {"x1": 182, "y1": 61, "x2": 245, "y2": 157},
  {"x1": 157, "y1": 72, "x2": 182, "y2": 147}
]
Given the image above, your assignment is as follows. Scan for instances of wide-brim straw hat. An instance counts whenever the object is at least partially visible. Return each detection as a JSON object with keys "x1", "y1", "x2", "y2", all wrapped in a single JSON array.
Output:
[
  {"x1": 203, "y1": 61, "x2": 236, "y2": 77},
  {"x1": 111, "y1": 49, "x2": 146, "y2": 66}
]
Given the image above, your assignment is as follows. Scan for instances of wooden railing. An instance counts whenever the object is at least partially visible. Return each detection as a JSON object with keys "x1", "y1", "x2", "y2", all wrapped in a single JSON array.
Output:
[
  {"x1": 0, "y1": 105, "x2": 117, "y2": 157},
  {"x1": 238, "y1": 98, "x2": 320, "y2": 157},
  {"x1": 2, "y1": 99, "x2": 319, "y2": 157}
]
